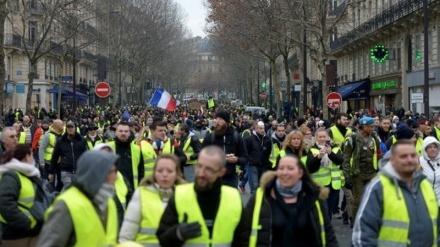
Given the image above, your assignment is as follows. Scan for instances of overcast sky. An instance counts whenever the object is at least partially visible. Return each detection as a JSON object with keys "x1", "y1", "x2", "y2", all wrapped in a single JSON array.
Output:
[{"x1": 175, "y1": 0, "x2": 207, "y2": 37}]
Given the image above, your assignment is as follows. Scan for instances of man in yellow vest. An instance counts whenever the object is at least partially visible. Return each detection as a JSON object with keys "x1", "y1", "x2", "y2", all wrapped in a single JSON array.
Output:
[
  {"x1": 342, "y1": 116, "x2": 381, "y2": 226},
  {"x1": 38, "y1": 150, "x2": 120, "y2": 247},
  {"x1": 38, "y1": 119, "x2": 63, "y2": 180},
  {"x1": 157, "y1": 145, "x2": 248, "y2": 247},
  {"x1": 431, "y1": 115, "x2": 440, "y2": 140},
  {"x1": 328, "y1": 113, "x2": 352, "y2": 147},
  {"x1": 178, "y1": 123, "x2": 201, "y2": 182},
  {"x1": 352, "y1": 140, "x2": 439, "y2": 246},
  {"x1": 84, "y1": 123, "x2": 104, "y2": 149}
]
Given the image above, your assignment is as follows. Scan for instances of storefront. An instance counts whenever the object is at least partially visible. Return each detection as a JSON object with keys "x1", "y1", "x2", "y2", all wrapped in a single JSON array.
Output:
[
  {"x1": 407, "y1": 67, "x2": 440, "y2": 114},
  {"x1": 337, "y1": 78, "x2": 371, "y2": 112},
  {"x1": 369, "y1": 76, "x2": 401, "y2": 115}
]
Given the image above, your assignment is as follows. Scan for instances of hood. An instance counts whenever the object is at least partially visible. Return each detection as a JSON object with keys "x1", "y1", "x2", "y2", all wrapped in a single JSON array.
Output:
[
  {"x1": 380, "y1": 161, "x2": 424, "y2": 199},
  {"x1": 0, "y1": 158, "x2": 40, "y2": 178},
  {"x1": 422, "y1": 136, "x2": 440, "y2": 162},
  {"x1": 259, "y1": 171, "x2": 329, "y2": 200},
  {"x1": 74, "y1": 150, "x2": 119, "y2": 198}
]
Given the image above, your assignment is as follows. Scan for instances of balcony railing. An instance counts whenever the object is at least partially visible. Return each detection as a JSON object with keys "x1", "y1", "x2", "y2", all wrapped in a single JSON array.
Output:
[
  {"x1": 330, "y1": 0, "x2": 436, "y2": 51},
  {"x1": 4, "y1": 33, "x2": 22, "y2": 48}
]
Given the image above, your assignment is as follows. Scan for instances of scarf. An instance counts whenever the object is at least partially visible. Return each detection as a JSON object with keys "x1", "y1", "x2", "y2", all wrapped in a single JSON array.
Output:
[
  {"x1": 93, "y1": 183, "x2": 115, "y2": 223},
  {"x1": 151, "y1": 183, "x2": 173, "y2": 203},
  {"x1": 317, "y1": 144, "x2": 330, "y2": 168},
  {"x1": 275, "y1": 178, "x2": 302, "y2": 198},
  {"x1": 0, "y1": 158, "x2": 40, "y2": 178}
]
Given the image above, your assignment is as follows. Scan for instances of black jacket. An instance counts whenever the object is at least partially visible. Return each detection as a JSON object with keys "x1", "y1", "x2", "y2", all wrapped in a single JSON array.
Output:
[
  {"x1": 179, "y1": 133, "x2": 202, "y2": 164},
  {"x1": 246, "y1": 132, "x2": 272, "y2": 168},
  {"x1": 202, "y1": 127, "x2": 248, "y2": 177},
  {"x1": 49, "y1": 132, "x2": 87, "y2": 174},
  {"x1": 244, "y1": 172, "x2": 338, "y2": 247}
]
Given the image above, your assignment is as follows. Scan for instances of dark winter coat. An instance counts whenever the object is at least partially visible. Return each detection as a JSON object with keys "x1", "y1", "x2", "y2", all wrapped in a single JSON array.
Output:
[{"x1": 49, "y1": 132, "x2": 87, "y2": 174}]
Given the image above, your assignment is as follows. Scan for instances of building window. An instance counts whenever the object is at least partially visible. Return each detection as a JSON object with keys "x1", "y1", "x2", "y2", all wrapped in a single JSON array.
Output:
[
  {"x1": 28, "y1": 21, "x2": 37, "y2": 46},
  {"x1": 415, "y1": 33, "x2": 421, "y2": 67}
]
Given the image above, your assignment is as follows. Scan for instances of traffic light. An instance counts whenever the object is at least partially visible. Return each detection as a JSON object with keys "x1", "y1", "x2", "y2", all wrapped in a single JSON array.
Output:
[{"x1": 262, "y1": 82, "x2": 266, "y2": 88}]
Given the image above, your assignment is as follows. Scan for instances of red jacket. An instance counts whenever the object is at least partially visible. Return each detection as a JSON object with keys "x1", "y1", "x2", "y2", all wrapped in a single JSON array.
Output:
[{"x1": 32, "y1": 127, "x2": 43, "y2": 150}]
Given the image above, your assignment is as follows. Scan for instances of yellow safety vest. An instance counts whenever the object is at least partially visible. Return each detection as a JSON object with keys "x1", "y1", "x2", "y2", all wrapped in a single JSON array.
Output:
[
  {"x1": 348, "y1": 136, "x2": 378, "y2": 174},
  {"x1": 85, "y1": 137, "x2": 104, "y2": 150},
  {"x1": 309, "y1": 147, "x2": 343, "y2": 190},
  {"x1": 43, "y1": 131, "x2": 59, "y2": 164},
  {"x1": 135, "y1": 187, "x2": 164, "y2": 245},
  {"x1": 18, "y1": 131, "x2": 26, "y2": 144},
  {"x1": 249, "y1": 187, "x2": 326, "y2": 247},
  {"x1": 182, "y1": 137, "x2": 196, "y2": 165},
  {"x1": 378, "y1": 174, "x2": 438, "y2": 246},
  {"x1": 107, "y1": 141, "x2": 141, "y2": 189},
  {"x1": 175, "y1": 184, "x2": 242, "y2": 247},
  {"x1": 269, "y1": 143, "x2": 281, "y2": 168},
  {"x1": 0, "y1": 172, "x2": 37, "y2": 229},
  {"x1": 434, "y1": 127, "x2": 440, "y2": 141},
  {"x1": 330, "y1": 125, "x2": 352, "y2": 147},
  {"x1": 140, "y1": 140, "x2": 174, "y2": 178},
  {"x1": 115, "y1": 171, "x2": 128, "y2": 209},
  {"x1": 45, "y1": 186, "x2": 118, "y2": 247},
  {"x1": 278, "y1": 150, "x2": 308, "y2": 168},
  {"x1": 208, "y1": 99, "x2": 215, "y2": 109},
  {"x1": 391, "y1": 136, "x2": 423, "y2": 157}
]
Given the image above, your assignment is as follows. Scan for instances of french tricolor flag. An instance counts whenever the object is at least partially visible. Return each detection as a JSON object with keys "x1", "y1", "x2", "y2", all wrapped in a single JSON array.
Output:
[{"x1": 149, "y1": 88, "x2": 177, "y2": 111}]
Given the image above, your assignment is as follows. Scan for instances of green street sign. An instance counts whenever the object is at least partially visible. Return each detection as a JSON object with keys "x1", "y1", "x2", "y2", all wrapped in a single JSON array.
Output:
[{"x1": 372, "y1": 80, "x2": 397, "y2": 90}]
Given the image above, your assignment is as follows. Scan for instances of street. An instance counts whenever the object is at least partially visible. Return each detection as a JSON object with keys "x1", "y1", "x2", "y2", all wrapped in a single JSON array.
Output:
[{"x1": 240, "y1": 188, "x2": 352, "y2": 246}]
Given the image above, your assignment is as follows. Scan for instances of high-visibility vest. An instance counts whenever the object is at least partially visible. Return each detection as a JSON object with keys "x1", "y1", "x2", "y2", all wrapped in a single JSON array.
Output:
[
  {"x1": 15, "y1": 112, "x2": 20, "y2": 121},
  {"x1": 85, "y1": 136, "x2": 104, "y2": 150},
  {"x1": 38, "y1": 129, "x2": 49, "y2": 147},
  {"x1": 139, "y1": 140, "x2": 174, "y2": 178},
  {"x1": 43, "y1": 131, "x2": 59, "y2": 164},
  {"x1": 249, "y1": 187, "x2": 326, "y2": 247},
  {"x1": 18, "y1": 131, "x2": 26, "y2": 144},
  {"x1": 0, "y1": 172, "x2": 37, "y2": 229},
  {"x1": 391, "y1": 136, "x2": 424, "y2": 157},
  {"x1": 174, "y1": 184, "x2": 242, "y2": 246},
  {"x1": 107, "y1": 141, "x2": 141, "y2": 189},
  {"x1": 377, "y1": 174, "x2": 438, "y2": 246},
  {"x1": 434, "y1": 127, "x2": 440, "y2": 141},
  {"x1": 182, "y1": 137, "x2": 196, "y2": 165},
  {"x1": 45, "y1": 186, "x2": 118, "y2": 247},
  {"x1": 330, "y1": 125, "x2": 352, "y2": 147},
  {"x1": 269, "y1": 143, "x2": 281, "y2": 168},
  {"x1": 114, "y1": 171, "x2": 128, "y2": 209},
  {"x1": 349, "y1": 136, "x2": 378, "y2": 173},
  {"x1": 241, "y1": 129, "x2": 251, "y2": 138},
  {"x1": 208, "y1": 99, "x2": 215, "y2": 109},
  {"x1": 309, "y1": 147, "x2": 343, "y2": 190},
  {"x1": 135, "y1": 187, "x2": 164, "y2": 244},
  {"x1": 278, "y1": 150, "x2": 307, "y2": 168}
]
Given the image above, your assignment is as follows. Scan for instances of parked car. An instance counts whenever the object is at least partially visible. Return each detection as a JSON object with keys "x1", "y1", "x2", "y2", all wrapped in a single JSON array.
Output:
[{"x1": 244, "y1": 106, "x2": 269, "y2": 115}]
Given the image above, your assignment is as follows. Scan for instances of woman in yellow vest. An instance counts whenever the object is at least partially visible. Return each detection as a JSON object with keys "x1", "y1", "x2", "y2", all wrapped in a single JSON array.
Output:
[
  {"x1": 118, "y1": 154, "x2": 186, "y2": 245},
  {"x1": 306, "y1": 129, "x2": 344, "y2": 219},
  {"x1": 275, "y1": 131, "x2": 309, "y2": 169},
  {"x1": 244, "y1": 154, "x2": 338, "y2": 246},
  {"x1": 0, "y1": 144, "x2": 45, "y2": 247}
]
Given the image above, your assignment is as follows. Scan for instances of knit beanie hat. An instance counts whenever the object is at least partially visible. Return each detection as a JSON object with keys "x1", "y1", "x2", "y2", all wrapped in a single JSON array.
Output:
[
  {"x1": 395, "y1": 125, "x2": 415, "y2": 140},
  {"x1": 215, "y1": 110, "x2": 230, "y2": 123}
]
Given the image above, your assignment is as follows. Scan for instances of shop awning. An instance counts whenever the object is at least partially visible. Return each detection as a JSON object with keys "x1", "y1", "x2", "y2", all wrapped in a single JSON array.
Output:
[
  {"x1": 338, "y1": 79, "x2": 370, "y2": 101},
  {"x1": 48, "y1": 87, "x2": 88, "y2": 101}
]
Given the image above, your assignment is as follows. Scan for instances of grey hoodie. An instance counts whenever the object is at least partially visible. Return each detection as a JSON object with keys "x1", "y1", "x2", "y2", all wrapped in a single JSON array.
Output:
[
  {"x1": 420, "y1": 136, "x2": 440, "y2": 205},
  {"x1": 37, "y1": 151, "x2": 119, "y2": 247},
  {"x1": 352, "y1": 161, "x2": 440, "y2": 247}
]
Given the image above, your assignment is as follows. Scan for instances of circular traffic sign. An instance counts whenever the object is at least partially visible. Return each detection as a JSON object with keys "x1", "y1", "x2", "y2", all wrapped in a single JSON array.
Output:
[
  {"x1": 326, "y1": 92, "x2": 342, "y2": 109},
  {"x1": 260, "y1": 92, "x2": 267, "y2": 100},
  {"x1": 95, "y1": 82, "x2": 111, "y2": 98}
]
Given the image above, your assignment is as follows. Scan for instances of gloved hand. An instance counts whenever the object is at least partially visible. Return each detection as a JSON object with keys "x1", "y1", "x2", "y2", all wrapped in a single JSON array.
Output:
[{"x1": 176, "y1": 213, "x2": 202, "y2": 241}]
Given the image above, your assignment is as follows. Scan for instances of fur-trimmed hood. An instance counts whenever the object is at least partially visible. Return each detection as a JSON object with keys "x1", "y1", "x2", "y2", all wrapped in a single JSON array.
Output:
[{"x1": 259, "y1": 171, "x2": 329, "y2": 201}]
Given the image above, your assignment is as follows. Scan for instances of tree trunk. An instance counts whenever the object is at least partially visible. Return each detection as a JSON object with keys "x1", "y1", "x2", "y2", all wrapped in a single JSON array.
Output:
[
  {"x1": 0, "y1": 0, "x2": 7, "y2": 116},
  {"x1": 270, "y1": 59, "x2": 282, "y2": 118},
  {"x1": 283, "y1": 53, "x2": 292, "y2": 103},
  {"x1": 26, "y1": 69, "x2": 35, "y2": 113}
]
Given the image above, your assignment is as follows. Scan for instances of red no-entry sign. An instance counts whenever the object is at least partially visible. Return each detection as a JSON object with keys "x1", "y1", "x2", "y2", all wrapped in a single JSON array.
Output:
[
  {"x1": 95, "y1": 82, "x2": 111, "y2": 98},
  {"x1": 326, "y1": 92, "x2": 342, "y2": 109}
]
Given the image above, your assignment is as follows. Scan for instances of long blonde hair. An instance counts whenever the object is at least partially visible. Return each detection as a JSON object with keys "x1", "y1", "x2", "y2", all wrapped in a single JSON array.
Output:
[
  {"x1": 281, "y1": 131, "x2": 305, "y2": 157},
  {"x1": 139, "y1": 154, "x2": 186, "y2": 186}
]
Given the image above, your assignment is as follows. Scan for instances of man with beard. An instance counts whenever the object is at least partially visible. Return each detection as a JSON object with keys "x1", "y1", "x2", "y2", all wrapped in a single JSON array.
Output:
[
  {"x1": 375, "y1": 116, "x2": 392, "y2": 153},
  {"x1": 157, "y1": 146, "x2": 248, "y2": 247},
  {"x1": 266, "y1": 119, "x2": 278, "y2": 137},
  {"x1": 107, "y1": 122, "x2": 144, "y2": 202},
  {"x1": 202, "y1": 110, "x2": 248, "y2": 188},
  {"x1": 269, "y1": 123, "x2": 286, "y2": 169},
  {"x1": 328, "y1": 113, "x2": 352, "y2": 147}
]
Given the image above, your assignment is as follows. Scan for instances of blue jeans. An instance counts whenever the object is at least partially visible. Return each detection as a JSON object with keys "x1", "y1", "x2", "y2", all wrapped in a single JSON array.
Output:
[
  {"x1": 239, "y1": 164, "x2": 249, "y2": 187},
  {"x1": 249, "y1": 165, "x2": 266, "y2": 194}
]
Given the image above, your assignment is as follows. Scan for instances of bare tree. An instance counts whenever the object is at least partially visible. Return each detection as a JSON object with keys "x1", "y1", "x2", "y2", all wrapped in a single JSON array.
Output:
[{"x1": 0, "y1": 0, "x2": 7, "y2": 115}]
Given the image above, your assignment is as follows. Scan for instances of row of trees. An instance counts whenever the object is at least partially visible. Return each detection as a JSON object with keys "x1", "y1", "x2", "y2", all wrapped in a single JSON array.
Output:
[
  {"x1": 205, "y1": 0, "x2": 355, "y2": 115},
  {"x1": 0, "y1": 0, "x2": 192, "y2": 112}
]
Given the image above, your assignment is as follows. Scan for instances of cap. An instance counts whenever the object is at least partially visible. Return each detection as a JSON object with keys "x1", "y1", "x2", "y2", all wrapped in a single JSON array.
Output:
[
  {"x1": 359, "y1": 117, "x2": 375, "y2": 126},
  {"x1": 66, "y1": 120, "x2": 75, "y2": 127},
  {"x1": 88, "y1": 122, "x2": 98, "y2": 130}
]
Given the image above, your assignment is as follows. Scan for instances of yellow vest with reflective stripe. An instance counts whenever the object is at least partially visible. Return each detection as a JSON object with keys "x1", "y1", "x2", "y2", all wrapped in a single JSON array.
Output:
[
  {"x1": 249, "y1": 187, "x2": 326, "y2": 247},
  {"x1": 140, "y1": 140, "x2": 174, "y2": 178},
  {"x1": 45, "y1": 186, "x2": 118, "y2": 247},
  {"x1": 135, "y1": 187, "x2": 164, "y2": 244},
  {"x1": 182, "y1": 137, "x2": 196, "y2": 165},
  {"x1": 208, "y1": 99, "x2": 215, "y2": 109},
  {"x1": 378, "y1": 174, "x2": 438, "y2": 246},
  {"x1": 107, "y1": 141, "x2": 141, "y2": 189},
  {"x1": 18, "y1": 131, "x2": 26, "y2": 144},
  {"x1": 85, "y1": 137, "x2": 103, "y2": 150},
  {"x1": 269, "y1": 143, "x2": 281, "y2": 168},
  {"x1": 278, "y1": 150, "x2": 308, "y2": 168},
  {"x1": 330, "y1": 126, "x2": 352, "y2": 147},
  {"x1": 309, "y1": 147, "x2": 343, "y2": 190},
  {"x1": 175, "y1": 183, "x2": 242, "y2": 246},
  {"x1": 0, "y1": 172, "x2": 37, "y2": 229},
  {"x1": 115, "y1": 171, "x2": 128, "y2": 210},
  {"x1": 43, "y1": 132, "x2": 58, "y2": 164}
]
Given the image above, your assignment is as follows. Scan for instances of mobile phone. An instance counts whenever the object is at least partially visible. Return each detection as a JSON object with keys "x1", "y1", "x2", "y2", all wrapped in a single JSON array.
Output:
[{"x1": 325, "y1": 140, "x2": 331, "y2": 146}]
